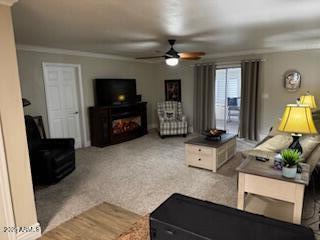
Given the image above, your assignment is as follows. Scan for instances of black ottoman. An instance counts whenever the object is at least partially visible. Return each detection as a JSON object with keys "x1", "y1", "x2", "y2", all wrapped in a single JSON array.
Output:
[{"x1": 150, "y1": 193, "x2": 314, "y2": 240}]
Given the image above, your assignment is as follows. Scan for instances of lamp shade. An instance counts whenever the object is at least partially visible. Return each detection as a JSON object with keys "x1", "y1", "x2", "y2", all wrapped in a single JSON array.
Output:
[
  {"x1": 278, "y1": 104, "x2": 318, "y2": 134},
  {"x1": 300, "y1": 95, "x2": 317, "y2": 109}
]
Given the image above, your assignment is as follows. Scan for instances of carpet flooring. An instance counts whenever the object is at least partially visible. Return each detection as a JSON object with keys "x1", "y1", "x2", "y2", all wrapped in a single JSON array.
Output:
[{"x1": 35, "y1": 130, "x2": 319, "y2": 236}]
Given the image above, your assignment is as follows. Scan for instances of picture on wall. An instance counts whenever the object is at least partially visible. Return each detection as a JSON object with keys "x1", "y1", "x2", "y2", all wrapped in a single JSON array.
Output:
[
  {"x1": 165, "y1": 79, "x2": 181, "y2": 101},
  {"x1": 284, "y1": 70, "x2": 301, "y2": 92}
]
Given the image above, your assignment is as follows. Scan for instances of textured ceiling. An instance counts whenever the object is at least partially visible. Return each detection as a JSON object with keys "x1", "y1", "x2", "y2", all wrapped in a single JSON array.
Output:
[{"x1": 12, "y1": 0, "x2": 320, "y2": 58}]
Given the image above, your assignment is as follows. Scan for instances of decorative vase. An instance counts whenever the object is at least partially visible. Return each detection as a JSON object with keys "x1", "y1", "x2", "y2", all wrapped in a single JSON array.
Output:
[{"x1": 282, "y1": 166, "x2": 297, "y2": 178}]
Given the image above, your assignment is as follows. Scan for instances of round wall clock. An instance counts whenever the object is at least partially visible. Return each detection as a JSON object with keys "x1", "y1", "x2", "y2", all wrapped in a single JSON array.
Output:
[{"x1": 284, "y1": 71, "x2": 301, "y2": 92}]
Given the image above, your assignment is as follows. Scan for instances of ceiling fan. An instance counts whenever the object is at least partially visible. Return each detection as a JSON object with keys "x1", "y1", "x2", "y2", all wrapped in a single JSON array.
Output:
[{"x1": 136, "y1": 39, "x2": 205, "y2": 66}]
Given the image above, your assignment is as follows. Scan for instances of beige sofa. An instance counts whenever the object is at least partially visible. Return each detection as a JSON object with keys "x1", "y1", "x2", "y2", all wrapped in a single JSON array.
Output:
[{"x1": 242, "y1": 110, "x2": 320, "y2": 174}]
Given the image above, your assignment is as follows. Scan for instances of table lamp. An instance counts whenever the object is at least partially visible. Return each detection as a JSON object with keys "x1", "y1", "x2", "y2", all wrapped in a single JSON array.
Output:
[
  {"x1": 278, "y1": 104, "x2": 318, "y2": 153},
  {"x1": 299, "y1": 92, "x2": 317, "y2": 109}
]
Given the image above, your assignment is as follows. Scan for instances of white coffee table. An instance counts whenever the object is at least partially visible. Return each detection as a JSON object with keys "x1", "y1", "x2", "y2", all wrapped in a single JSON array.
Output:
[{"x1": 185, "y1": 134, "x2": 237, "y2": 172}]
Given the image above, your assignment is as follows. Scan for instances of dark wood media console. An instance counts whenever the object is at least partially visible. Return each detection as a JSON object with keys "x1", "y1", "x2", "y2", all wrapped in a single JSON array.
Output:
[{"x1": 89, "y1": 102, "x2": 148, "y2": 147}]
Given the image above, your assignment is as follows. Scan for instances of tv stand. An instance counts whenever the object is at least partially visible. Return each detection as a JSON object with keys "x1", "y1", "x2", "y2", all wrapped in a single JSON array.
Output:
[{"x1": 89, "y1": 102, "x2": 148, "y2": 147}]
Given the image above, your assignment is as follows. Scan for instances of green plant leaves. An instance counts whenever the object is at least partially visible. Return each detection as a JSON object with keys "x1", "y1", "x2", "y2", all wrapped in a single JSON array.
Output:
[{"x1": 280, "y1": 149, "x2": 301, "y2": 168}]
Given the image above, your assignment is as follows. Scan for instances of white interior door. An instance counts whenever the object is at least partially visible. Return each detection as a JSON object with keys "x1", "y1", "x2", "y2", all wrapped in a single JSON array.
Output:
[{"x1": 43, "y1": 64, "x2": 82, "y2": 148}]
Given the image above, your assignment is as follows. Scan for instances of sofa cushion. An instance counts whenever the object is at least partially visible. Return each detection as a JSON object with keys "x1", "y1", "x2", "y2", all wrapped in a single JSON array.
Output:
[
  {"x1": 300, "y1": 135, "x2": 320, "y2": 160},
  {"x1": 306, "y1": 144, "x2": 320, "y2": 173},
  {"x1": 241, "y1": 149, "x2": 277, "y2": 160},
  {"x1": 255, "y1": 135, "x2": 292, "y2": 153},
  {"x1": 312, "y1": 109, "x2": 320, "y2": 133},
  {"x1": 50, "y1": 148, "x2": 75, "y2": 168}
]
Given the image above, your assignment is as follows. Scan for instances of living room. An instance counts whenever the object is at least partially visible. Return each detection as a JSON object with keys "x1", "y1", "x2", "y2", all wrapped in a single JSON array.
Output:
[{"x1": 1, "y1": 1, "x2": 320, "y2": 240}]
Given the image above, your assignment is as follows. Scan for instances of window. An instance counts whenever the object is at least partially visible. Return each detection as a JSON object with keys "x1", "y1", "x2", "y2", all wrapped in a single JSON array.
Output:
[{"x1": 215, "y1": 67, "x2": 241, "y2": 133}]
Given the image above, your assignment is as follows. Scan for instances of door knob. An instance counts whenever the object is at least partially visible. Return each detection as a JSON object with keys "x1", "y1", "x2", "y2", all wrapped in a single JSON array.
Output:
[{"x1": 74, "y1": 111, "x2": 79, "y2": 114}]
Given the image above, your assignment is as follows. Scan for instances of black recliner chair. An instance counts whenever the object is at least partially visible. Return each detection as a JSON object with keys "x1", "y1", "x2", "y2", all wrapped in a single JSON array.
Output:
[{"x1": 25, "y1": 115, "x2": 76, "y2": 185}]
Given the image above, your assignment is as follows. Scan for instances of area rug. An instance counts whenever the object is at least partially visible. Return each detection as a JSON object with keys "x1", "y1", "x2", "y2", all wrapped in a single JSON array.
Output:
[
  {"x1": 41, "y1": 202, "x2": 141, "y2": 240},
  {"x1": 117, "y1": 215, "x2": 149, "y2": 240}
]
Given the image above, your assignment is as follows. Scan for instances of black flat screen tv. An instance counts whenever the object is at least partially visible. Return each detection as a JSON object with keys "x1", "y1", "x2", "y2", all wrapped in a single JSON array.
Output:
[{"x1": 95, "y1": 79, "x2": 137, "y2": 106}]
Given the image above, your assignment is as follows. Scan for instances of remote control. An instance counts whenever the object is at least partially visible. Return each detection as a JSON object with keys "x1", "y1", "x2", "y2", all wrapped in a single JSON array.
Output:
[{"x1": 255, "y1": 156, "x2": 269, "y2": 162}]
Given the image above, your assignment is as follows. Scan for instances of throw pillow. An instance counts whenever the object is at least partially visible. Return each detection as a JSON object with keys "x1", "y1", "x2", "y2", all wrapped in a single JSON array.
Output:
[
  {"x1": 164, "y1": 110, "x2": 176, "y2": 120},
  {"x1": 255, "y1": 135, "x2": 293, "y2": 153}
]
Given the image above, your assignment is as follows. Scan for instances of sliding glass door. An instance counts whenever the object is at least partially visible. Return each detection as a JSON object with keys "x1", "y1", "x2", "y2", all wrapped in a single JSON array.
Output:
[{"x1": 215, "y1": 67, "x2": 241, "y2": 134}]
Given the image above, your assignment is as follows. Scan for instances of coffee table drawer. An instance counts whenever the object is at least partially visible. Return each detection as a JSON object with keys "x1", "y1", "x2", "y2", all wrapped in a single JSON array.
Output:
[
  {"x1": 186, "y1": 144, "x2": 213, "y2": 156},
  {"x1": 187, "y1": 153, "x2": 212, "y2": 170}
]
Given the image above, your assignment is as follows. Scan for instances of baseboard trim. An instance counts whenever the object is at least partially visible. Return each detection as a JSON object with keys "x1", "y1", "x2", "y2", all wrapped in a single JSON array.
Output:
[
  {"x1": 148, "y1": 123, "x2": 157, "y2": 130},
  {"x1": 16, "y1": 223, "x2": 41, "y2": 240},
  {"x1": 85, "y1": 140, "x2": 91, "y2": 147}
]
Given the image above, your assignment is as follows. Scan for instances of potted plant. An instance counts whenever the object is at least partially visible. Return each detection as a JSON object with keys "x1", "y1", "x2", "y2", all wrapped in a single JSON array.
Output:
[{"x1": 280, "y1": 149, "x2": 301, "y2": 178}]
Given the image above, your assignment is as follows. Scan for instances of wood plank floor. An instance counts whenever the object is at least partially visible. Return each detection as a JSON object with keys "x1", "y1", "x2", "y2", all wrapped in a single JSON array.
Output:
[{"x1": 39, "y1": 202, "x2": 141, "y2": 240}]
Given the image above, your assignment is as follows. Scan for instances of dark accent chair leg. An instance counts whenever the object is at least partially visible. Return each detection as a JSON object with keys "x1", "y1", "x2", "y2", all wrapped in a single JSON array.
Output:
[{"x1": 183, "y1": 134, "x2": 187, "y2": 138}]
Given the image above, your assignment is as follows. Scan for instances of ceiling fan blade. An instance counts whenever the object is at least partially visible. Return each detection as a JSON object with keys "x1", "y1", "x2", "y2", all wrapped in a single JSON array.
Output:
[
  {"x1": 181, "y1": 56, "x2": 202, "y2": 60},
  {"x1": 135, "y1": 55, "x2": 165, "y2": 60},
  {"x1": 179, "y1": 52, "x2": 205, "y2": 58}
]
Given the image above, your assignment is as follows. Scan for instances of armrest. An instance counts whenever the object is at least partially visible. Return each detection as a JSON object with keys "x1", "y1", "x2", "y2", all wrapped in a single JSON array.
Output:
[
  {"x1": 306, "y1": 145, "x2": 320, "y2": 173},
  {"x1": 159, "y1": 116, "x2": 165, "y2": 123},
  {"x1": 178, "y1": 115, "x2": 187, "y2": 122},
  {"x1": 158, "y1": 112, "x2": 165, "y2": 123},
  {"x1": 40, "y1": 138, "x2": 75, "y2": 149}
]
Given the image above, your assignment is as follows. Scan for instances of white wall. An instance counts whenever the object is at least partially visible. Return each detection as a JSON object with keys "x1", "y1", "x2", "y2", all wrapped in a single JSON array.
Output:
[
  {"x1": 0, "y1": 5, "x2": 38, "y2": 230},
  {"x1": 17, "y1": 48, "x2": 320, "y2": 142},
  {"x1": 157, "y1": 49, "x2": 320, "y2": 139},
  {"x1": 157, "y1": 62, "x2": 194, "y2": 130},
  {"x1": 17, "y1": 50, "x2": 159, "y2": 144},
  {"x1": 259, "y1": 50, "x2": 320, "y2": 137}
]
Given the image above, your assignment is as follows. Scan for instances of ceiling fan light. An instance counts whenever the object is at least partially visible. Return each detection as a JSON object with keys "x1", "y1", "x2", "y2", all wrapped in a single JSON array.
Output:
[{"x1": 166, "y1": 57, "x2": 179, "y2": 66}]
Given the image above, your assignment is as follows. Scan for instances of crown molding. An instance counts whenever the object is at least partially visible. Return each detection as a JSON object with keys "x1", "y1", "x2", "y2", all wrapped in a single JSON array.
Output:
[
  {"x1": 16, "y1": 44, "x2": 155, "y2": 63},
  {"x1": 204, "y1": 45, "x2": 320, "y2": 59},
  {"x1": 0, "y1": 0, "x2": 18, "y2": 6},
  {"x1": 16, "y1": 43, "x2": 320, "y2": 64}
]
